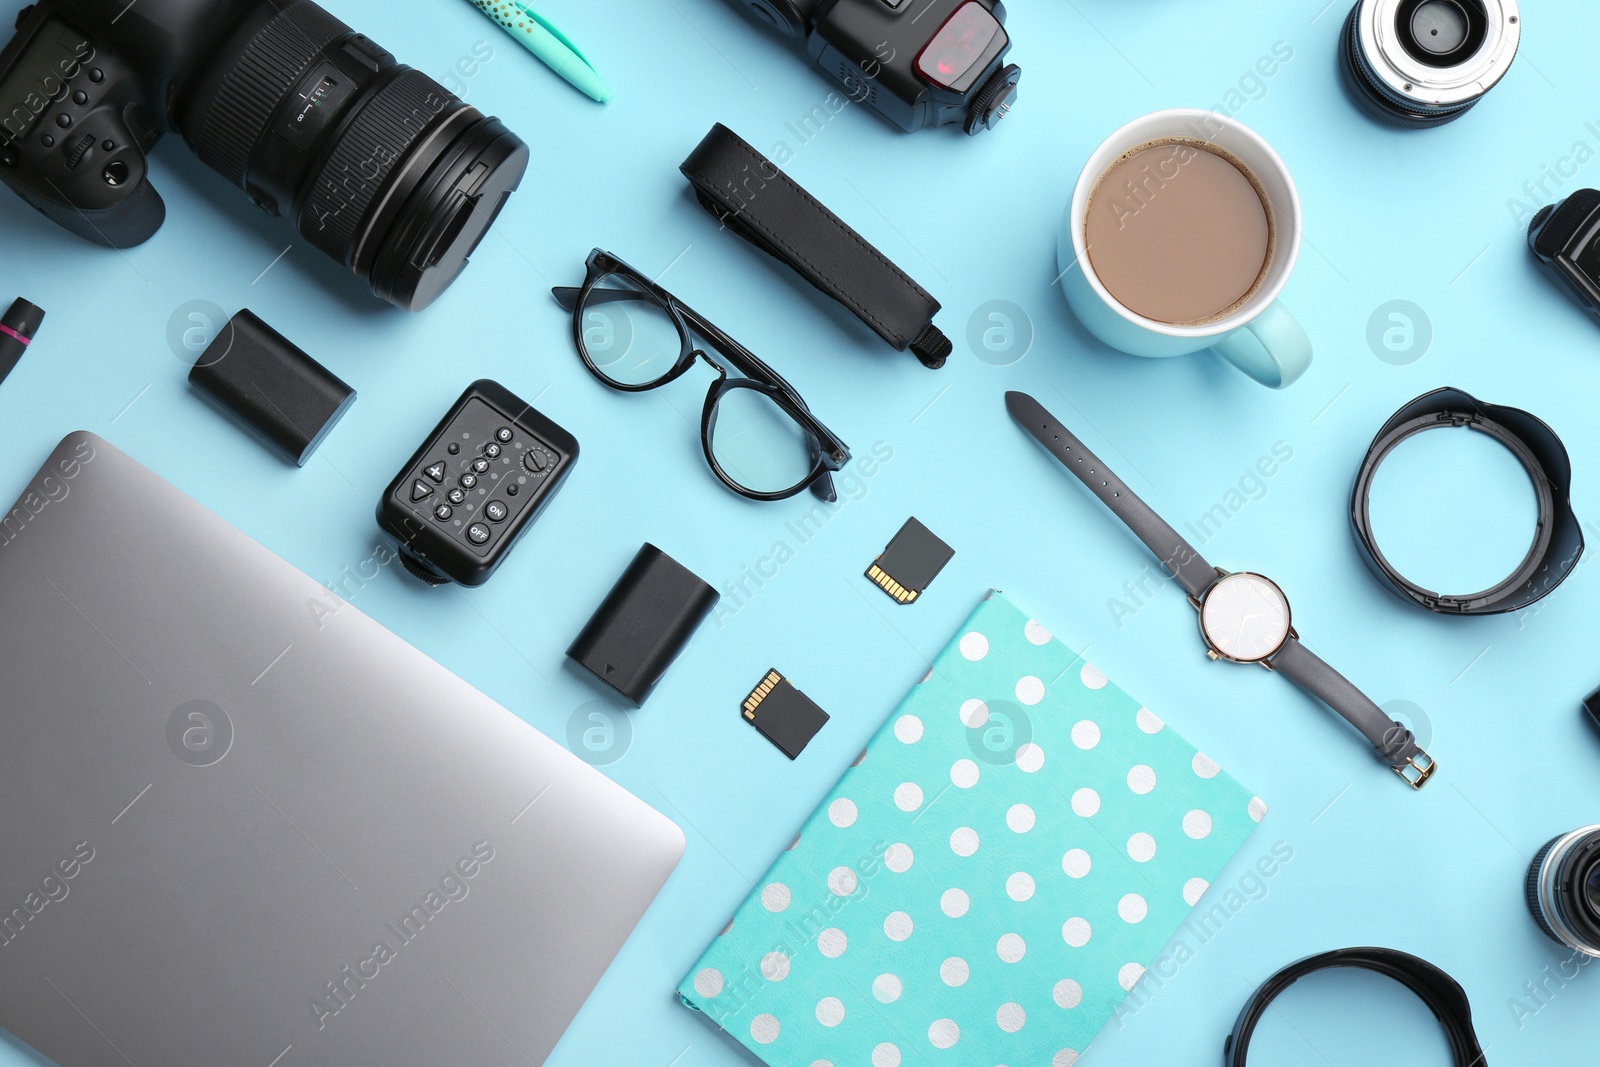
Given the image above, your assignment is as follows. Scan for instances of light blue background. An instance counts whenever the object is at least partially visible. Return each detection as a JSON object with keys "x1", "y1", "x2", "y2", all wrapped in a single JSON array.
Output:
[{"x1": 3, "y1": 0, "x2": 1598, "y2": 1064}]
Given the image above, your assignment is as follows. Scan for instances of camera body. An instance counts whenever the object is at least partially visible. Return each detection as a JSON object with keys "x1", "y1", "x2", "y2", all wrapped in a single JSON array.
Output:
[
  {"x1": 734, "y1": 0, "x2": 1019, "y2": 135},
  {"x1": 0, "y1": 0, "x2": 528, "y2": 310},
  {"x1": 1529, "y1": 190, "x2": 1600, "y2": 327}
]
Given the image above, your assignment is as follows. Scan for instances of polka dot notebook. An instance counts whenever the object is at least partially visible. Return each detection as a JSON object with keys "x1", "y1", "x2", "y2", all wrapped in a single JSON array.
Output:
[{"x1": 677, "y1": 591, "x2": 1265, "y2": 1067}]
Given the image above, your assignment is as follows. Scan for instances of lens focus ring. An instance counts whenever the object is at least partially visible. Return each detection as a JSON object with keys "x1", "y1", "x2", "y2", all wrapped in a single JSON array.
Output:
[
  {"x1": 194, "y1": 1, "x2": 350, "y2": 188},
  {"x1": 297, "y1": 68, "x2": 457, "y2": 266}
]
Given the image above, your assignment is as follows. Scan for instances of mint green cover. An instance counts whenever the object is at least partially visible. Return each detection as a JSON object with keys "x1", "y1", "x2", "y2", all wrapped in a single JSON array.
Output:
[{"x1": 677, "y1": 592, "x2": 1265, "y2": 1066}]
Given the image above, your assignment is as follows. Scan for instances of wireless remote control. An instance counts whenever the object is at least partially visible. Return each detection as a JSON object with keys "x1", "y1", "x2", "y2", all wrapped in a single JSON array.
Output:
[{"x1": 378, "y1": 380, "x2": 578, "y2": 586}]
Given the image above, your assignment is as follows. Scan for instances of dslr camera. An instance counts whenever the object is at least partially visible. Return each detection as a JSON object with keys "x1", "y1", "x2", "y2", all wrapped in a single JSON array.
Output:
[
  {"x1": 732, "y1": 0, "x2": 1020, "y2": 135},
  {"x1": 0, "y1": 0, "x2": 529, "y2": 310}
]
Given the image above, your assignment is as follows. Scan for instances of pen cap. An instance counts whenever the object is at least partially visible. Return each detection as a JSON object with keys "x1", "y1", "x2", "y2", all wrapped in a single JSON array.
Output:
[
  {"x1": 2, "y1": 298, "x2": 45, "y2": 342},
  {"x1": 567, "y1": 544, "x2": 719, "y2": 705},
  {"x1": 187, "y1": 309, "x2": 356, "y2": 467}
]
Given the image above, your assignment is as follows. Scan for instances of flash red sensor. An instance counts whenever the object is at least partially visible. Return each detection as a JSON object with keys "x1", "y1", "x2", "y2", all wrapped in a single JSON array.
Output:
[{"x1": 915, "y1": 2, "x2": 1002, "y2": 91}]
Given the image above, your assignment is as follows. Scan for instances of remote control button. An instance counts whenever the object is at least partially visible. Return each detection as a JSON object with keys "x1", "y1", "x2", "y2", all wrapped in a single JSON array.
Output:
[
  {"x1": 55, "y1": 113, "x2": 70, "y2": 128},
  {"x1": 484, "y1": 442, "x2": 502, "y2": 458},
  {"x1": 447, "y1": 488, "x2": 465, "y2": 505},
  {"x1": 72, "y1": 90, "x2": 87, "y2": 105},
  {"x1": 424, "y1": 462, "x2": 446, "y2": 483},
  {"x1": 506, "y1": 483, "x2": 519, "y2": 496},
  {"x1": 447, "y1": 442, "x2": 460, "y2": 455},
  {"x1": 433, "y1": 504, "x2": 453, "y2": 521},
  {"x1": 471, "y1": 457, "x2": 490, "y2": 474},
  {"x1": 524, "y1": 449, "x2": 549, "y2": 473},
  {"x1": 459, "y1": 473, "x2": 478, "y2": 490},
  {"x1": 496, "y1": 427, "x2": 513, "y2": 443},
  {"x1": 409, "y1": 480, "x2": 433, "y2": 502},
  {"x1": 485, "y1": 500, "x2": 508, "y2": 522},
  {"x1": 467, "y1": 523, "x2": 491, "y2": 545},
  {"x1": 40, "y1": 135, "x2": 53, "y2": 148},
  {"x1": 88, "y1": 68, "x2": 103, "y2": 83}
]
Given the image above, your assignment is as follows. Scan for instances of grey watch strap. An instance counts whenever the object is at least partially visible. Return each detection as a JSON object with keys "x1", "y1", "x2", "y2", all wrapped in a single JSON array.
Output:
[
  {"x1": 1272, "y1": 635, "x2": 1435, "y2": 787},
  {"x1": 1006, "y1": 391, "x2": 1218, "y2": 598}
]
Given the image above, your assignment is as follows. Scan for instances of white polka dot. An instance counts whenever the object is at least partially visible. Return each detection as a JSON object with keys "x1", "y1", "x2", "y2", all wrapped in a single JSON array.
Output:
[
  {"x1": 1183, "y1": 810, "x2": 1214, "y2": 839},
  {"x1": 884, "y1": 911, "x2": 913, "y2": 941},
  {"x1": 1062, "y1": 848, "x2": 1091, "y2": 878},
  {"x1": 940, "y1": 956, "x2": 970, "y2": 986},
  {"x1": 941, "y1": 888, "x2": 970, "y2": 918},
  {"x1": 1006, "y1": 803, "x2": 1036, "y2": 833},
  {"x1": 1053, "y1": 1050, "x2": 1080, "y2": 1067},
  {"x1": 1118, "y1": 893, "x2": 1148, "y2": 923},
  {"x1": 828, "y1": 866, "x2": 859, "y2": 896},
  {"x1": 1127, "y1": 832, "x2": 1156, "y2": 863},
  {"x1": 760, "y1": 952, "x2": 791, "y2": 981},
  {"x1": 1127, "y1": 765, "x2": 1156, "y2": 794},
  {"x1": 1015, "y1": 742, "x2": 1045, "y2": 772},
  {"x1": 1071, "y1": 720, "x2": 1101, "y2": 749},
  {"x1": 997, "y1": 1002, "x2": 1027, "y2": 1032},
  {"x1": 893, "y1": 782, "x2": 924, "y2": 812},
  {"x1": 1249, "y1": 796, "x2": 1269, "y2": 822},
  {"x1": 1192, "y1": 752, "x2": 1220, "y2": 778},
  {"x1": 1053, "y1": 978, "x2": 1083, "y2": 1008},
  {"x1": 894, "y1": 715, "x2": 924, "y2": 744},
  {"x1": 885, "y1": 842, "x2": 914, "y2": 873},
  {"x1": 1136, "y1": 707, "x2": 1165, "y2": 733},
  {"x1": 928, "y1": 1018, "x2": 960, "y2": 1049},
  {"x1": 1079, "y1": 663, "x2": 1108, "y2": 689},
  {"x1": 1025, "y1": 619, "x2": 1052, "y2": 644},
  {"x1": 1071, "y1": 788, "x2": 1100, "y2": 817},
  {"x1": 959, "y1": 699, "x2": 989, "y2": 728},
  {"x1": 950, "y1": 759, "x2": 980, "y2": 788},
  {"x1": 828, "y1": 799, "x2": 857, "y2": 827},
  {"x1": 1015, "y1": 675, "x2": 1045, "y2": 705},
  {"x1": 818, "y1": 928, "x2": 848, "y2": 958},
  {"x1": 750, "y1": 1014, "x2": 780, "y2": 1044},
  {"x1": 1006, "y1": 872, "x2": 1035, "y2": 901},
  {"x1": 997, "y1": 932, "x2": 1026, "y2": 963},
  {"x1": 959, "y1": 632, "x2": 989, "y2": 660},
  {"x1": 871, "y1": 1044, "x2": 901, "y2": 1067},
  {"x1": 950, "y1": 827, "x2": 980, "y2": 856},
  {"x1": 816, "y1": 997, "x2": 845, "y2": 1027},
  {"x1": 693, "y1": 968, "x2": 724, "y2": 997},
  {"x1": 1062, "y1": 917, "x2": 1091, "y2": 947},
  {"x1": 873, "y1": 973, "x2": 902, "y2": 1002},
  {"x1": 761, "y1": 883, "x2": 791, "y2": 912},
  {"x1": 1118, "y1": 963, "x2": 1147, "y2": 991},
  {"x1": 1183, "y1": 878, "x2": 1210, "y2": 906}
]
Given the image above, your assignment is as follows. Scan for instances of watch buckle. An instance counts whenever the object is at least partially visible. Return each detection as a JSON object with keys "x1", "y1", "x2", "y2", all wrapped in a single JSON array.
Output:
[{"x1": 1394, "y1": 748, "x2": 1436, "y2": 789}]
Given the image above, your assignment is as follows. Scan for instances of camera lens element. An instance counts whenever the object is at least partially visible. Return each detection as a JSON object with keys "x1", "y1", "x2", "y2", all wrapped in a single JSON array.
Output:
[
  {"x1": 1339, "y1": 0, "x2": 1519, "y2": 128},
  {"x1": 1526, "y1": 826, "x2": 1600, "y2": 958}
]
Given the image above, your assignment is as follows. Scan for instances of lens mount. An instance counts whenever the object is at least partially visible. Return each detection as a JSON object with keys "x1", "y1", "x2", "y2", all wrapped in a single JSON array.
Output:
[
  {"x1": 1527, "y1": 826, "x2": 1600, "y2": 958},
  {"x1": 1340, "y1": 0, "x2": 1519, "y2": 127}
]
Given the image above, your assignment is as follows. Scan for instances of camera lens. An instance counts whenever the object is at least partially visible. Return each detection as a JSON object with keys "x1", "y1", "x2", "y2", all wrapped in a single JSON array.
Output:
[
  {"x1": 1338, "y1": 0, "x2": 1519, "y2": 129},
  {"x1": 1526, "y1": 826, "x2": 1600, "y2": 958},
  {"x1": 179, "y1": 1, "x2": 527, "y2": 310}
]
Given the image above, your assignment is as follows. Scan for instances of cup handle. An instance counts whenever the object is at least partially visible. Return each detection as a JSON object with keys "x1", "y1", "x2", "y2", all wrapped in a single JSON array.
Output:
[{"x1": 1212, "y1": 301, "x2": 1312, "y2": 389}]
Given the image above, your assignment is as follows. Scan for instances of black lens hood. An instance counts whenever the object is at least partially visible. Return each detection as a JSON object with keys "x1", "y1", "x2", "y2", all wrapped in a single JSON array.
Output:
[
  {"x1": 1351, "y1": 386, "x2": 1583, "y2": 615},
  {"x1": 1224, "y1": 947, "x2": 1486, "y2": 1067}
]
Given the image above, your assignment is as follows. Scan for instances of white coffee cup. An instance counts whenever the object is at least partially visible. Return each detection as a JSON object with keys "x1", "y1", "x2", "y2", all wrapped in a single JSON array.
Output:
[{"x1": 1058, "y1": 108, "x2": 1311, "y2": 389}]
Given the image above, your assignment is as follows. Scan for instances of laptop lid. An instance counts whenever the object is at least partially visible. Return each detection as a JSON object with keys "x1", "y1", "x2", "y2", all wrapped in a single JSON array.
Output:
[{"x1": 0, "y1": 432, "x2": 684, "y2": 1067}]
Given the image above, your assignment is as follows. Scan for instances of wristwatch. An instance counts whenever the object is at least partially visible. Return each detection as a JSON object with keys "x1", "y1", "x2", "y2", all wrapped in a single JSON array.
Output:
[{"x1": 1006, "y1": 392, "x2": 1434, "y2": 789}]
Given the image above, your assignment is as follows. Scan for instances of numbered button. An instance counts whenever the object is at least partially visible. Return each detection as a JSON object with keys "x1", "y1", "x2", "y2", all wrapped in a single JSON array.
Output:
[
  {"x1": 433, "y1": 504, "x2": 453, "y2": 521},
  {"x1": 447, "y1": 488, "x2": 465, "y2": 505},
  {"x1": 496, "y1": 427, "x2": 513, "y2": 443},
  {"x1": 467, "y1": 523, "x2": 491, "y2": 545},
  {"x1": 485, "y1": 500, "x2": 508, "y2": 522},
  {"x1": 471, "y1": 457, "x2": 490, "y2": 474},
  {"x1": 484, "y1": 443, "x2": 502, "y2": 459},
  {"x1": 459, "y1": 473, "x2": 478, "y2": 490}
]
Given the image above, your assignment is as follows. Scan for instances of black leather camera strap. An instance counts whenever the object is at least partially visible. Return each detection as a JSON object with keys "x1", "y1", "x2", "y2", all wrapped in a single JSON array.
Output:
[
  {"x1": 681, "y1": 124, "x2": 951, "y2": 369},
  {"x1": 1225, "y1": 948, "x2": 1487, "y2": 1067},
  {"x1": 1351, "y1": 386, "x2": 1583, "y2": 615}
]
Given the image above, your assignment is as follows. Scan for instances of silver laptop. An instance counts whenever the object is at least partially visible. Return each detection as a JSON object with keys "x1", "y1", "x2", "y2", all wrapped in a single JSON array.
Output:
[{"x1": 0, "y1": 433, "x2": 684, "y2": 1067}]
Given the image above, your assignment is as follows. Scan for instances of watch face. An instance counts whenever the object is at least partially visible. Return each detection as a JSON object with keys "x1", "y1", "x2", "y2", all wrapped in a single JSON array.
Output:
[{"x1": 1199, "y1": 573, "x2": 1292, "y2": 663}]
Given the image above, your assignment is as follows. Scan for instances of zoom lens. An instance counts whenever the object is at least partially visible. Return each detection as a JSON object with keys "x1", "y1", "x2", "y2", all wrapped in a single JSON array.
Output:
[
  {"x1": 1338, "y1": 0, "x2": 1520, "y2": 129},
  {"x1": 179, "y1": 0, "x2": 528, "y2": 310},
  {"x1": 1526, "y1": 826, "x2": 1600, "y2": 958}
]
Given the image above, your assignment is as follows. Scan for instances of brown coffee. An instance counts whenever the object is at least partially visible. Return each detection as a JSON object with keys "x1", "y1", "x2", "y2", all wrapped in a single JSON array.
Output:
[{"x1": 1084, "y1": 138, "x2": 1273, "y2": 326}]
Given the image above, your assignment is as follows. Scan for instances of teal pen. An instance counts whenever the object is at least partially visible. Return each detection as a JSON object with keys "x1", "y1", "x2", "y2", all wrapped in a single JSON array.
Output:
[{"x1": 465, "y1": 0, "x2": 612, "y2": 103}]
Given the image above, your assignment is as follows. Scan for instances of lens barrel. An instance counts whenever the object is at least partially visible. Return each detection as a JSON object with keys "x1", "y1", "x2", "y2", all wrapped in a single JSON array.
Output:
[
  {"x1": 1526, "y1": 826, "x2": 1600, "y2": 957},
  {"x1": 1338, "y1": 0, "x2": 1519, "y2": 129},
  {"x1": 182, "y1": 0, "x2": 527, "y2": 309}
]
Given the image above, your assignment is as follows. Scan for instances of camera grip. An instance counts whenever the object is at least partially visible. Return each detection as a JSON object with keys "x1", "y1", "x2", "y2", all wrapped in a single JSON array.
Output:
[{"x1": 10, "y1": 170, "x2": 165, "y2": 249}]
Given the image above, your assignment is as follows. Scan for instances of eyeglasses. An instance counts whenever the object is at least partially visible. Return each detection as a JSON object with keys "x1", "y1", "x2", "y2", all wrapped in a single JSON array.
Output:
[{"x1": 553, "y1": 249, "x2": 851, "y2": 502}]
